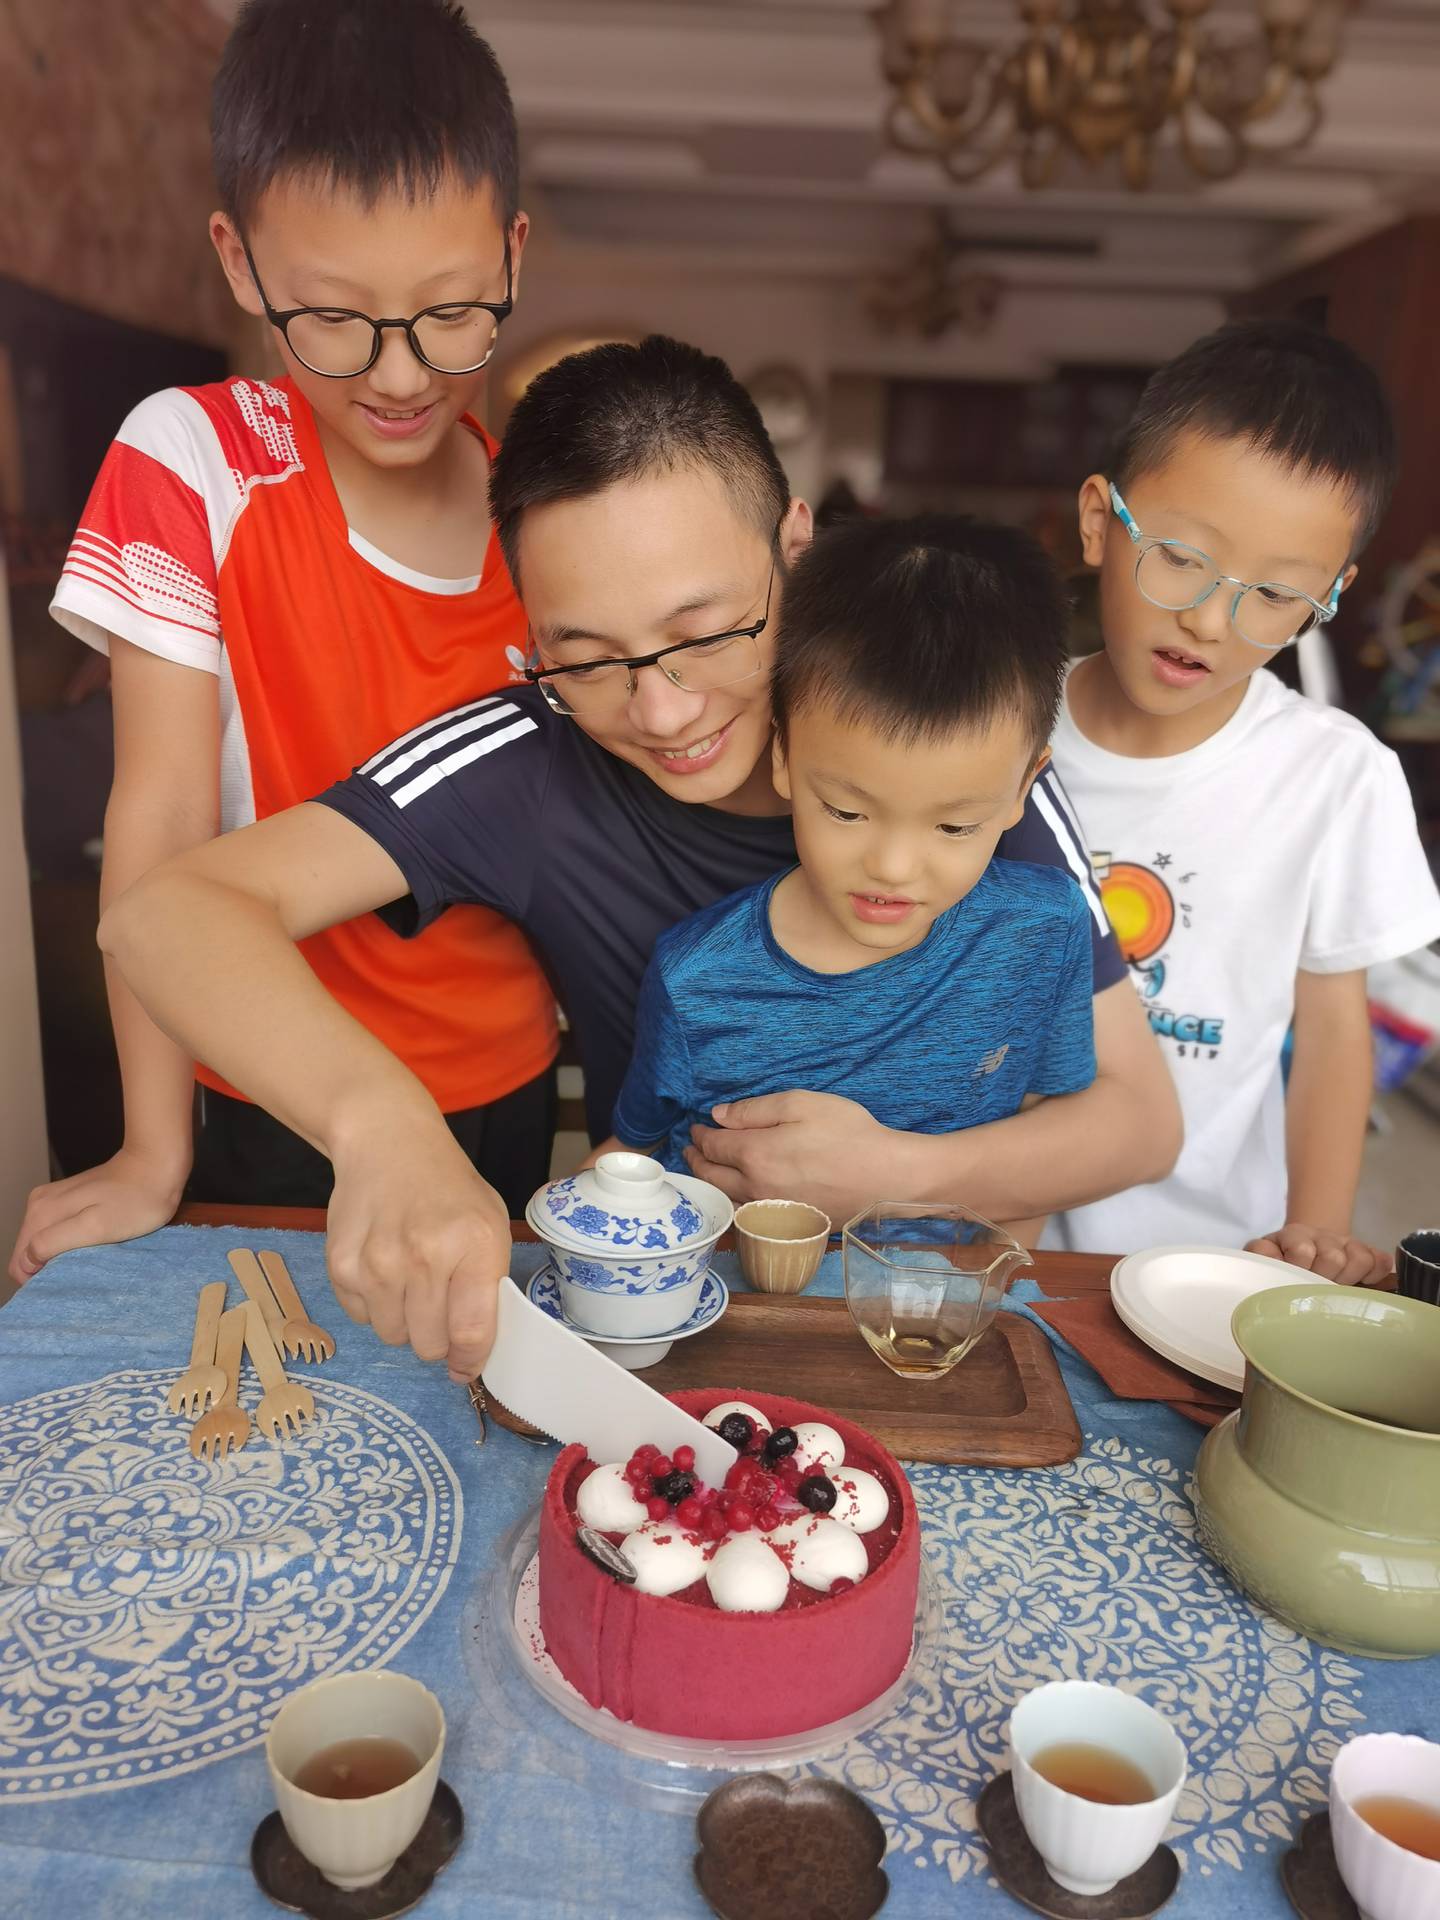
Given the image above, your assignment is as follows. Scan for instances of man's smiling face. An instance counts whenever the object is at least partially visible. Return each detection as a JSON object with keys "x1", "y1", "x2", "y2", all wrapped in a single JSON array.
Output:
[{"x1": 516, "y1": 464, "x2": 810, "y2": 811}]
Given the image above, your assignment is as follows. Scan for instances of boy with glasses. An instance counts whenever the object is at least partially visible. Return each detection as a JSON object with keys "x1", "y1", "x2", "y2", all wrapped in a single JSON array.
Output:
[
  {"x1": 15, "y1": 0, "x2": 558, "y2": 1282},
  {"x1": 1049, "y1": 318, "x2": 1440, "y2": 1279}
]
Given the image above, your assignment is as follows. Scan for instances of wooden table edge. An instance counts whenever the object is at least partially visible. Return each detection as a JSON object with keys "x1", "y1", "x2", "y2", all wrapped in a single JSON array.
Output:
[{"x1": 170, "y1": 1205, "x2": 1119, "y2": 1301}]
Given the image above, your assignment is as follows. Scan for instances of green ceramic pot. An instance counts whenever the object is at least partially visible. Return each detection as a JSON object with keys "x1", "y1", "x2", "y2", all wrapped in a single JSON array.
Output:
[{"x1": 1192, "y1": 1283, "x2": 1440, "y2": 1659}]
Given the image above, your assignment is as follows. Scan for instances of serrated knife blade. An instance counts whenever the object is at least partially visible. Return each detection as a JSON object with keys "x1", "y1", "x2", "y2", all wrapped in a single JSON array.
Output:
[{"x1": 481, "y1": 1278, "x2": 734, "y2": 1486}]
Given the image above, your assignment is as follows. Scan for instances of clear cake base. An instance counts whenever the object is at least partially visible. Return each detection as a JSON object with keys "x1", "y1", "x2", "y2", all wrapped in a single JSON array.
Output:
[{"x1": 462, "y1": 1506, "x2": 943, "y2": 1808}]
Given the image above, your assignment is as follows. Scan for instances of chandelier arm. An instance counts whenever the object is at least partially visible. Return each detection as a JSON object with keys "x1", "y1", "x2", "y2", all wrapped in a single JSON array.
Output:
[
  {"x1": 944, "y1": 134, "x2": 1020, "y2": 183},
  {"x1": 888, "y1": 55, "x2": 1010, "y2": 149},
  {"x1": 1177, "y1": 98, "x2": 1247, "y2": 179},
  {"x1": 1020, "y1": 38, "x2": 1054, "y2": 122},
  {"x1": 1244, "y1": 82, "x2": 1323, "y2": 151},
  {"x1": 1053, "y1": 21, "x2": 1089, "y2": 119},
  {"x1": 1163, "y1": 26, "x2": 1200, "y2": 118}
]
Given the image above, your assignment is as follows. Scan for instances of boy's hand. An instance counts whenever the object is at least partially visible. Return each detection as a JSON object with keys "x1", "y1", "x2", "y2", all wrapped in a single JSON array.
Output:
[
  {"x1": 325, "y1": 1119, "x2": 513, "y2": 1378},
  {"x1": 686, "y1": 1092, "x2": 898, "y2": 1222},
  {"x1": 1245, "y1": 1222, "x2": 1394, "y2": 1288},
  {"x1": 9, "y1": 1145, "x2": 189, "y2": 1284}
]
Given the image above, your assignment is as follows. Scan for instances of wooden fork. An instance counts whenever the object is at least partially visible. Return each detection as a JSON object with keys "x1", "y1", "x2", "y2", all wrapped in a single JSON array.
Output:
[
  {"x1": 189, "y1": 1307, "x2": 251, "y2": 1460},
  {"x1": 227, "y1": 1247, "x2": 286, "y2": 1345},
  {"x1": 168, "y1": 1281, "x2": 227, "y2": 1417},
  {"x1": 258, "y1": 1249, "x2": 335, "y2": 1363},
  {"x1": 242, "y1": 1299, "x2": 315, "y2": 1441}
]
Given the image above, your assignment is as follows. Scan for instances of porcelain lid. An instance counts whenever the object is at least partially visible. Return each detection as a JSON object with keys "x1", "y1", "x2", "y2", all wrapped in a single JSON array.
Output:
[{"x1": 534, "y1": 1151, "x2": 708, "y2": 1253}]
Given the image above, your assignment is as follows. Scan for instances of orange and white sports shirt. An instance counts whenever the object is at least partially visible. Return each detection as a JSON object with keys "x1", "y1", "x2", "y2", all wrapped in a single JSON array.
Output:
[{"x1": 51, "y1": 374, "x2": 557, "y2": 1113}]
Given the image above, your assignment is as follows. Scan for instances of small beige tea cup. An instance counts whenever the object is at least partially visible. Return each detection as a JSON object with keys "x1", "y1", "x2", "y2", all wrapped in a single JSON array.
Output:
[
  {"x1": 265, "y1": 1670, "x2": 445, "y2": 1891},
  {"x1": 734, "y1": 1199, "x2": 831, "y2": 1295}
]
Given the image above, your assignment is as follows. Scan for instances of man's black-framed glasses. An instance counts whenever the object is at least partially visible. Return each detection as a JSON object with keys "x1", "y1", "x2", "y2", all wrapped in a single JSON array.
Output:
[
  {"x1": 524, "y1": 564, "x2": 776, "y2": 717},
  {"x1": 241, "y1": 235, "x2": 513, "y2": 378}
]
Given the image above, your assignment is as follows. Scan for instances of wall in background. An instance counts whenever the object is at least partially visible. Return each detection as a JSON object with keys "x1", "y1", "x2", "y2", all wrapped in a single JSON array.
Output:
[
  {"x1": 495, "y1": 225, "x2": 1225, "y2": 501},
  {"x1": 0, "y1": 0, "x2": 230, "y2": 349},
  {"x1": 0, "y1": 552, "x2": 48, "y2": 1274}
]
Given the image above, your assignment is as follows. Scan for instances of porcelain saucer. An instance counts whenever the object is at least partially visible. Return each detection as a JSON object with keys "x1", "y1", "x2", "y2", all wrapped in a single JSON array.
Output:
[{"x1": 526, "y1": 1266, "x2": 729, "y2": 1369}]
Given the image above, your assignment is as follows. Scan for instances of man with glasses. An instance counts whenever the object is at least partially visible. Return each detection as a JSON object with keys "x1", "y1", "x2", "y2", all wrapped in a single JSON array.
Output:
[
  {"x1": 94, "y1": 336, "x2": 1187, "y2": 1378},
  {"x1": 1049, "y1": 318, "x2": 1440, "y2": 1279},
  {"x1": 13, "y1": 0, "x2": 560, "y2": 1286}
]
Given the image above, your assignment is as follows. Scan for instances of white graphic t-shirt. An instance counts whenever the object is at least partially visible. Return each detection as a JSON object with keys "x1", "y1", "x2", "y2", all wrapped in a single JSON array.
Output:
[{"x1": 1046, "y1": 667, "x2": 1440, "y2": 1253}]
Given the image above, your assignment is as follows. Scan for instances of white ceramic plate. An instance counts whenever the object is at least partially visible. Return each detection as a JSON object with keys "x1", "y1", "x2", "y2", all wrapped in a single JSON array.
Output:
[{"x1": 1109, "y1": 1243, "x2": 1311, "y2": 1393}]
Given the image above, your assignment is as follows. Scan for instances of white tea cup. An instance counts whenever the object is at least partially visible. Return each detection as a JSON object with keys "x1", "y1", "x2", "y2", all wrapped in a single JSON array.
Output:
[
  {"x1": 1008, "y1": 1680, "x2": 1187, "y2": 1896},
  {"x1": 265, "y1": 1670, "x2": 445, "y2": 1891},
  {"x1": 1331, "y1": 1732, "x2": 1440, "y2": 1920}
]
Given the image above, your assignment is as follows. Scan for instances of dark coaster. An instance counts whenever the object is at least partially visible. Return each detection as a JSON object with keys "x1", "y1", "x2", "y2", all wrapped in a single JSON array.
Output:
[
  {"x1": 251, "y1": 1780, "x2": 464, "y2": 1920},
  {"x1": 1281, "y1": 1811, "x2": 1359, "y2": 1920},
  {"x1": 694, "y1": 1772, "x2": 888, "y2": 1920},
  {"x1": 976, "y1": 1772, "x2": 1179, "y2": 1920}
]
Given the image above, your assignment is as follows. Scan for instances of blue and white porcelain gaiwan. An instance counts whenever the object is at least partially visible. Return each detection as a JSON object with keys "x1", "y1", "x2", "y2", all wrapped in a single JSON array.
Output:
[{"x1": 525, "y1": 1151, "x2": 732, "y2": 1339}]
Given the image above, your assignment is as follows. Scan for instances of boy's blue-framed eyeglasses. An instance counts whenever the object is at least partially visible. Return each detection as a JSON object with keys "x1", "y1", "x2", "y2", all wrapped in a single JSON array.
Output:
[
  {"x1": 1109, "y1": 481, "x2": 1345, "y2": 652},
  {"x1": 241, "y1": 235, "x2": 513, "y2": 379},
  {"x1": 524, "y1": 564, "x2": 776, "y2": 718}
]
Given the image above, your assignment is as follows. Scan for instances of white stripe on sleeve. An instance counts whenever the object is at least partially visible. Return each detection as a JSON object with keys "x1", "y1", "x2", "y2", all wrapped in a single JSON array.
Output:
[
  {"x1": 391, "y1": 716, "x2": 538, "y2": 808},
  {"x1": 360, "y1": 694, "x2": 509, "y2": 775},
  {"x1": 370, "y1": 701, "x2": 521, "y2": 788},
  {"x1": 1031, "y1": 773, "x2": 1109, "y2": 934}
]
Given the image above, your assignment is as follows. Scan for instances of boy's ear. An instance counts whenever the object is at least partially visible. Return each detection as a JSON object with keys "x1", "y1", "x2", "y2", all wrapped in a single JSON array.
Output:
[
  {"x1": 770, "y1": 730, "x2": 793, "y2": 801},
  {"x1": 779, "y1": 497, "x2": 813, "y2": 568},
  {"x1": 209, "y1": 213, "x2": 265, "y2": 320},
  {"x1": 1077, "y1": 474, "x2": 1110, "y2": 568},
  {"x1": 1006, "y1": 745, "x2": 1051, "y2": 828}
]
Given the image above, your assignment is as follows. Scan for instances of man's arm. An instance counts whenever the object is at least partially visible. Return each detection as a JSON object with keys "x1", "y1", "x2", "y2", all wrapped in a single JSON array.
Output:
[
  {"x1": 10, "y1": 640, "x2": 217, "y2": 1282},
  {"x1": 1246, "y1": 968, "x2": 1391, "y2": 1286},
  {"x1": 98, "y1": 804, "x2": 512, "y2": 1374},
  {"x1": 685, "y1": 976, "x2": 1181, "y2": 1223}
]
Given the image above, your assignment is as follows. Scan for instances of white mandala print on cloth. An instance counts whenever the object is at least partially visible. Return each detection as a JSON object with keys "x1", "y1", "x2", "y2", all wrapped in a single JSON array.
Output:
[
  {"x1": 0, "y1": 1370, "x2": 461, "y2": 1801},
  {"x1": 822, "y1": 1437, "x2": 1365, "y2": 1885}
]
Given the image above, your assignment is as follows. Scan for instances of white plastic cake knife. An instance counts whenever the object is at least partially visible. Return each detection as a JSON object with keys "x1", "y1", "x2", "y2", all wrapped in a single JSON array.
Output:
[{"x1": 481, "y1": 1278, "x2": 734, "y2": 1487}]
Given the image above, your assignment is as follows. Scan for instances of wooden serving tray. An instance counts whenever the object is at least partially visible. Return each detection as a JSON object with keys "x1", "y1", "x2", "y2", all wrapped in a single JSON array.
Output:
[{"x1": 487, "y1": 1293, "x2": 1081, "y2": 1468}]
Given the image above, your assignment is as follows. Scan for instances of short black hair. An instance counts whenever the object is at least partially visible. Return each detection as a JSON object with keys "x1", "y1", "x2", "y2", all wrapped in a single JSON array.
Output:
[
  {"x1": 490, "y1": 335, "x2": 791, "y2": 586},
  {"x1": 771, "y1": 515, "x2": 1068, "y2": 763},
  {"x1": 212, "y1": 0, "x2": 519, "y2": 231},
  {"x1": 1113, "y1": 317, "x2": 1398, "y2": 554}
]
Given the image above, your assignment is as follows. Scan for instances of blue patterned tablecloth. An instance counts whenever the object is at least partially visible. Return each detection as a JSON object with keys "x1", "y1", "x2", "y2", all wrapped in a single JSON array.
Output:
[{"x1": 0, "y1": 1227, "x2": 1431, "y2": 1917}]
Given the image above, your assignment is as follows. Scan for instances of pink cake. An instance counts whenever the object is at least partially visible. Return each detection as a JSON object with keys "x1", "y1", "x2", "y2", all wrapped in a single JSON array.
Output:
[{"x1": 536, "y1": 1388, "x2": 920, "y2": 1740}]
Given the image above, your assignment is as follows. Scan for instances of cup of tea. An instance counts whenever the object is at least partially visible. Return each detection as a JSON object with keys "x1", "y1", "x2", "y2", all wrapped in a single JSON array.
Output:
[
  {"x1": 734, "y1": 1198, "x2": 831, "y2": 1295},
  {"x1": 842, "y1": 1201, "x2": 1031, "y2": 1380},
  {"x1": 1330, "y1": 1732, "x2": 1440, "y2": 1920},
  {"x1": 265, "y1": 1670, "x2": 445, "y2": 1891},
  {"x1": 1396, "y1": 1230, "x2": 1440, "y2": 1307},
  {"x1": 1007, "y1": 1680, "x2": 1187, "y2": 1896}
]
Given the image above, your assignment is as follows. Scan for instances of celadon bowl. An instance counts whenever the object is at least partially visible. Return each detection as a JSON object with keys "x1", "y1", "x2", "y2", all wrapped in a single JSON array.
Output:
[{"x1": 1192, "y1": 1284, "x2": 1440, "y2": 1659}]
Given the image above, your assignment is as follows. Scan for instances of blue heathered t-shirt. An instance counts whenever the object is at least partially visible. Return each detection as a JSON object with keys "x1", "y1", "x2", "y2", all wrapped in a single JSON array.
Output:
[{"x1": 612, "y1": 857, "x2": 1097, "y2": 1169}]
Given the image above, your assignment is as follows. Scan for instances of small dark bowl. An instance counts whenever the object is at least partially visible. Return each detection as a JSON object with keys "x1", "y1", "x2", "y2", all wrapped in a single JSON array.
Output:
[{"x1": 1397, "y1": 1230, "x2": 1440, "y2": 1307}]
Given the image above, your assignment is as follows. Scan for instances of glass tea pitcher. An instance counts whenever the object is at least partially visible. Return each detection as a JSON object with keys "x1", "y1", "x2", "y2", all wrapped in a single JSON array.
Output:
[{"x1": 842, "y1": 1201, "x2": 1032, "y2": 1380}]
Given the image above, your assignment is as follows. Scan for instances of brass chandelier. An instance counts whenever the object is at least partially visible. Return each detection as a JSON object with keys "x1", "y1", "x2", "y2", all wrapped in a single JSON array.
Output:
[{"x1": 873, "y1": 0, "x2": 1351, "y2": 191}]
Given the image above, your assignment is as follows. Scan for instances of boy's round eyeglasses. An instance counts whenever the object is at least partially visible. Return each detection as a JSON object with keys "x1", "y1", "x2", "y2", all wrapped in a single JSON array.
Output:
[
  {"x1": 241, "y1": 235, "x2": 513, "y2": 378},
  {"x1": 1109, "y1": 481, "x2": 1345, "y2": 652},
  {"x1": 524, "y1": 565, "x2": 776, "y2": 718}
]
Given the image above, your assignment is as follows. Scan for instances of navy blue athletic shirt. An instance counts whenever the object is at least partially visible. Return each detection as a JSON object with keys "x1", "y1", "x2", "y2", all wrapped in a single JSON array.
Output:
[{"x1": 318, "y1": 685, "x2": 1123, "y2": 1139}]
